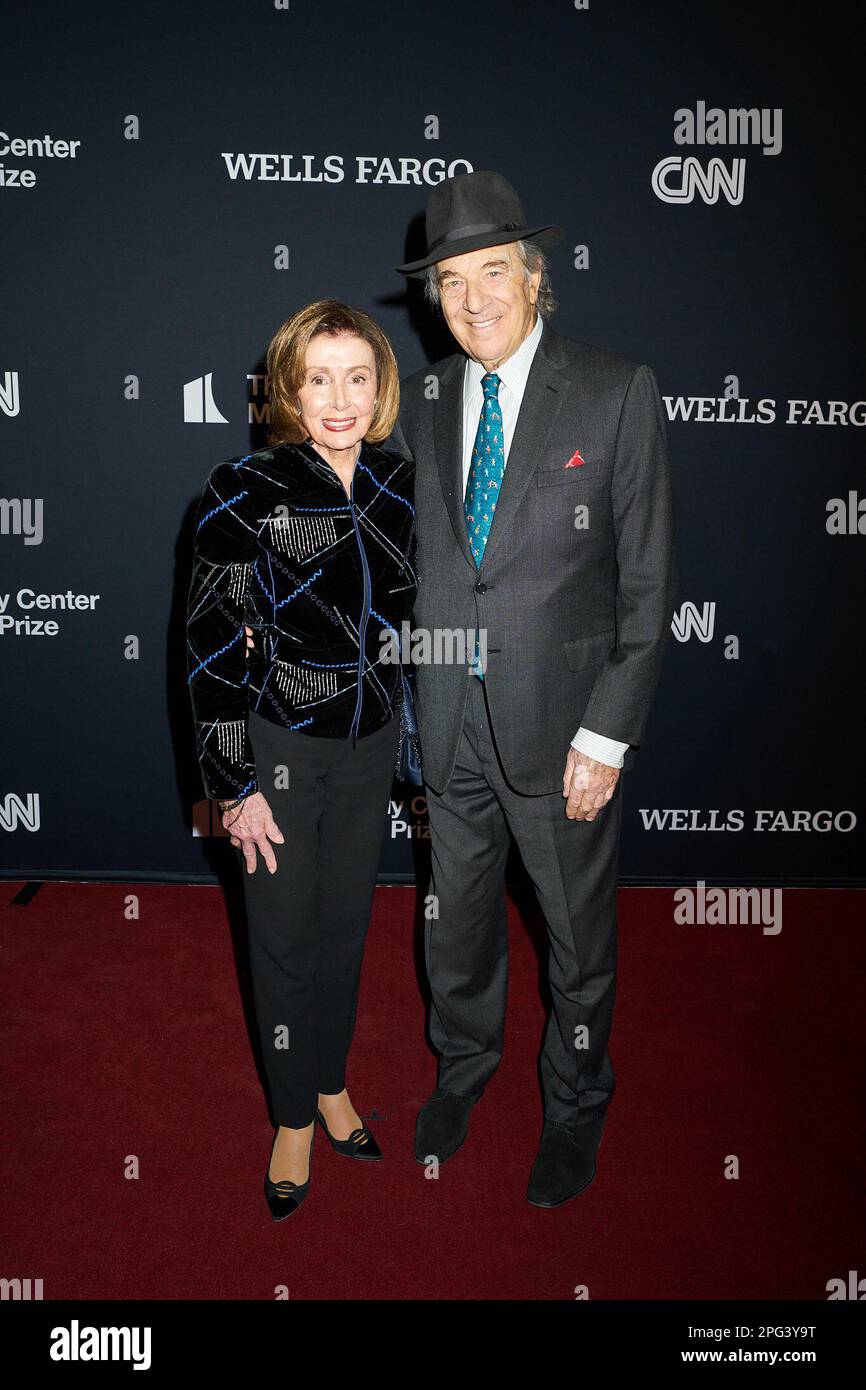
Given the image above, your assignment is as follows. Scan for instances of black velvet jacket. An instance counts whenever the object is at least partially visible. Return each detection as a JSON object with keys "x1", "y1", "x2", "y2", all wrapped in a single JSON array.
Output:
[{"x1": 186, "y1": 439, "x2": 417, "y2": 802}]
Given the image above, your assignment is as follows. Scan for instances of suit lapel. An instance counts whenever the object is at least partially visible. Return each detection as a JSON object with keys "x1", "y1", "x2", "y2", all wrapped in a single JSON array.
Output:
[
  {"x1": 433, "y1": 354, "x2": 476, "y2": 569},
  {"x1": 478, "y1": 324, "x2": 567, "y2": 570},
  {"x1": 432, "y1": 322, "x2": 569, "y2": 571}
]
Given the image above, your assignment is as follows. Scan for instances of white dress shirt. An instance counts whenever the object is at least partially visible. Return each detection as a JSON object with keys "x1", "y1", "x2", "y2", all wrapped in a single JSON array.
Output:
[{"x1": 461, "y1": 311, "x2": 629, "y2": 769}]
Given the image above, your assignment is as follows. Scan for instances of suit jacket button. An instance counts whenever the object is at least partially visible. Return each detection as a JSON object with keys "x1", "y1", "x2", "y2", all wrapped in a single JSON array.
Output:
[{"x1": 475, "y1": 581, "x2": 487, "y2": 594}]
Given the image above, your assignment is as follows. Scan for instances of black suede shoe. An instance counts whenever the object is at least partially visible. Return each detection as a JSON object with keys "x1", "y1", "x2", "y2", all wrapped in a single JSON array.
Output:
[
  {"x1": 525, "y1": 1117, "x2": 606, "y2": 1208},
  {"x1": 316, "y1": 1108, "x2": 382, "y2": 1161},
  {"x1": 414, "y1": 1089, "x2": 478, "y2": 1165},
  {"x1": 264, "y1": 1125, "x2": 314, "y2": 1222}
]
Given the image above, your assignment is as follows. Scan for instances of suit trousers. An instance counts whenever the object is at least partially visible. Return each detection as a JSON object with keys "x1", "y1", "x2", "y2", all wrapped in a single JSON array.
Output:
[
  {"x1": 423, "y1": 672, "x2": 623, "y2": 1132},
  {"x1": 240, "y1": 707, "x2": 400, "y2": 1128}
]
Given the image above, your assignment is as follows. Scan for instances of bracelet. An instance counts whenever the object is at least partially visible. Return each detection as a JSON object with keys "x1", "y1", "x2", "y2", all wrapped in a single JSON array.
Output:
[
  {"x1": 223, "y1": 803, "x2": 245, "y2": 830},
  {"x1": 217, "y1": 795, "x2": 245, "y2": 812}
]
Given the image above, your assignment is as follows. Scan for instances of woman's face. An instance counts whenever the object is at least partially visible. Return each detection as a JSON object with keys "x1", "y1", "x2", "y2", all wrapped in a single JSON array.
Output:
[{"x1": 297, "y1": 332, "x2": 378, "y2": 455}]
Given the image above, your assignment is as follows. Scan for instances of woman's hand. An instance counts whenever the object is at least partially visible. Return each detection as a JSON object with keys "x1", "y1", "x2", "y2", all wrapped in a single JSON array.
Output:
[{"x1": 222, "y1": 792, "x2": 284, "y2": 874}]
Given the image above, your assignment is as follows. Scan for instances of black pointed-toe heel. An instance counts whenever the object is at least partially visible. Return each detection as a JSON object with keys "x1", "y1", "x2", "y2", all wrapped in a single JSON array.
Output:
[
  {"x1": 316, "y1": 1108, "x2": 382, "y2": 1161},
  {"x1": 263, "y1": 1125, "x2": 315, "y2": 1222}
]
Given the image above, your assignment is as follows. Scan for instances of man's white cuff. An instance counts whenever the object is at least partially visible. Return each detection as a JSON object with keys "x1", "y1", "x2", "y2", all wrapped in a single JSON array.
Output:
[{"x1": 570, "y1": 726, "x2": 629, "y2": 769}]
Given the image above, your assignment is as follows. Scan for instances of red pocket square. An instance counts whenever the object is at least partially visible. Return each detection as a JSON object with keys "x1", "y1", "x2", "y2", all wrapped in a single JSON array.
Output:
[{"x1": 564, "y1": 449, "x2": 586, "y2": 468}]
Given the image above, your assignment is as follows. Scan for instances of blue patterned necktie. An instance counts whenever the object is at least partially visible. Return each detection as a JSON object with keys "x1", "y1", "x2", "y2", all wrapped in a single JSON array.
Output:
[{"x1": 464, "y1": 371, "x2": 504, "y2": 679}]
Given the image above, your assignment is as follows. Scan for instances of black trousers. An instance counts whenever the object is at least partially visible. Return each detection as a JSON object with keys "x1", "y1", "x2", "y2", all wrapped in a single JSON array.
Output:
[
  {"x1": 423, "y1": 672, "x2": 623, "y2": 1132},
  {"x1": 240, "y1": 707, "x2": 400, "y2": 1128}
]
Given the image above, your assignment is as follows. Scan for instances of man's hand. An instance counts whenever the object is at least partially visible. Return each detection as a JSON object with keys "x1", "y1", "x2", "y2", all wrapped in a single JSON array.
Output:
[
  {"x1": 562, "y1": 747, "x2": 620, "y2": 821},
  {"x1": 222, "y1": 791, "x2": 284, "y2": 873}
]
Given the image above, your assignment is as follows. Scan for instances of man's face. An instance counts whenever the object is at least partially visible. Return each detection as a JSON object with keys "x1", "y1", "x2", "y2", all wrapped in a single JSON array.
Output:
[{"x1": 434, "y1": 242, "x2": 541, "y2": 370}]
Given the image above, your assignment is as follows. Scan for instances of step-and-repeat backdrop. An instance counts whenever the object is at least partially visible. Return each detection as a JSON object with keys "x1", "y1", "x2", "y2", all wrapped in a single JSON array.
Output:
[{"x1": 1, "y1": 1, "x2": 861, "y2": 884}]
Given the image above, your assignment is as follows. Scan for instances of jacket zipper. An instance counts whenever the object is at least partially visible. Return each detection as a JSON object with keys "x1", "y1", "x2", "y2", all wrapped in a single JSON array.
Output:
[{"x1": 349, "y1": 468, "x2": 371, "y2": 748}]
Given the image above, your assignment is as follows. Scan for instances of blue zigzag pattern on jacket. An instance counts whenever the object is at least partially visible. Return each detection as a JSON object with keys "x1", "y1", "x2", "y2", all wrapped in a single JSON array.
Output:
[{"x1": 186, "y1": 441, "x2": 416, "y2": 801}]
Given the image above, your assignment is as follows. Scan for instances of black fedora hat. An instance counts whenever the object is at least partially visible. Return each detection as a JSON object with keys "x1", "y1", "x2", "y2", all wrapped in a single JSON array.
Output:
[{"x1": 395, "y1": 169, "x2": 563, "y2": 278}]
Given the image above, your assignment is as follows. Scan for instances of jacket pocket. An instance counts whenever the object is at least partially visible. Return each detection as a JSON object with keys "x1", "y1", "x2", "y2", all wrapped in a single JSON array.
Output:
[
  {"x1": 536, "y1": 461, "x2": 604, "y2": 488},
  {"x1": 563, "y1": 628, "x2": 616, "y2": 671}
]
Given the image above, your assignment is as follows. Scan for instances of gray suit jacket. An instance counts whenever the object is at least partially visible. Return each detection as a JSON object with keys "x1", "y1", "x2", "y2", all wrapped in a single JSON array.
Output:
[{"x1": 386, "y1": 318, "x2": 678, "y2": 795}]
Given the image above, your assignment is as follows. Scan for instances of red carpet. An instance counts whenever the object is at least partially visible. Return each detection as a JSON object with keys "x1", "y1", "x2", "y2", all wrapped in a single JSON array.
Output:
[{"x1": 1, "y1": 881, "x2": 863, "y2": 1300}]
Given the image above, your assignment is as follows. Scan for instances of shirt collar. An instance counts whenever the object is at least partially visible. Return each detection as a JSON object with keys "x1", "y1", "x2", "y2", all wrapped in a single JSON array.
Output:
[{"x1": 464, "y1": 310, "x2": 544, "y2": 395}]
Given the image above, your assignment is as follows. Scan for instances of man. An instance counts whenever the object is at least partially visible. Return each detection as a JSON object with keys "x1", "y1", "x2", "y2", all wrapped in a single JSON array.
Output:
[{"x1": 388, "y1": 170, "x2": 677, "y2": 1206}]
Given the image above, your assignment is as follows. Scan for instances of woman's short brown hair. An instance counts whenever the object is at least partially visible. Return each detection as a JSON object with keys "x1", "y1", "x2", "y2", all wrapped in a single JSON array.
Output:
[{"x1": 266, "y1": 298, "x2": 400, "y2": 446}]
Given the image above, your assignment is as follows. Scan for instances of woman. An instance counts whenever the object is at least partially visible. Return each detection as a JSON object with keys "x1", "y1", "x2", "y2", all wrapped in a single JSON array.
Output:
[{"x1": 186, "y1": 299, "x2": 416, "y2": 1220}]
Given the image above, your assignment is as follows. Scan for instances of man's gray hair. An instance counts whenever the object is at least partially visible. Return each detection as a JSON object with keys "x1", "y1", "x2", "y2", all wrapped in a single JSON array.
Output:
[{"x1": 423, "y1": 238, "x2": 558, "y2": 318}]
